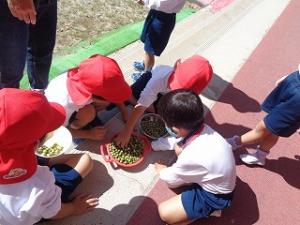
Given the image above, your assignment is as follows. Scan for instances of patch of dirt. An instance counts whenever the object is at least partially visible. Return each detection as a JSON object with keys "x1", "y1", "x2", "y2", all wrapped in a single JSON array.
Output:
[{"x1": 56, "y1": 0, "x2": 201, "y2": 55}]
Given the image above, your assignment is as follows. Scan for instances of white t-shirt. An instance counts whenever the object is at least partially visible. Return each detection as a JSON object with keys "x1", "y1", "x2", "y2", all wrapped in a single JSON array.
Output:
[
  {"x1": 45, "y1": 72, "x2": 92, "y2": 126},
  {"x1": 0, "y1": 166, "x2": 62, "y2": 225},
  {"x1": 143, "y1": 0, "x2": 187, "y2": 13},
  {"x1": 160, "y1": 125, "x2": 236, "y2": 194},
  {"x1": 137, "y1": 65, "x2": 173, "y2": 107}
]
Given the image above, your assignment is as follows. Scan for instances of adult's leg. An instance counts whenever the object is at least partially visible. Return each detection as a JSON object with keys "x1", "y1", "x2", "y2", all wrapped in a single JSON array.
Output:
[
  {"x1": 0, "y1": 0, "x2": 28, "y2": 88},
  {"x1": 158, "y1": 194, "x2": 195, "y2": 225},
  {"x1": 27, "y1": 0, "x2": 57, "y2": 89}
]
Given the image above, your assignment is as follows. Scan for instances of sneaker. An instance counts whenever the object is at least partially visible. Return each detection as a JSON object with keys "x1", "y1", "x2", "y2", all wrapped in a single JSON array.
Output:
[
  {"x1": 151, "y1": 137, "x2": 181, "y2": 151},
  {"x1": 131, "y1": 72, "x2": 143, "y2": 82},
  {"x1": 133, "y1": 61, "x2": 145, "y2": 71},
  {"x1": 240, "y1": 150, "x2": 266, "y2": 166},
  {"x1": 226, "y1": 135, "x2": 242, "y2": 150}
]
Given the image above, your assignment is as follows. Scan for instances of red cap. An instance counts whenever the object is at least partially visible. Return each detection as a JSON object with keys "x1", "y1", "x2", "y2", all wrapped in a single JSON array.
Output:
[
  {"x1": 0, "y1": 88, "x2": 66, "y2": 184},
  {"x1": 67, "y1": 54, "x2": 132, "y2": 105},
  {"x1": 168, "y1": 55, "x2": 213, "y2": 94}
]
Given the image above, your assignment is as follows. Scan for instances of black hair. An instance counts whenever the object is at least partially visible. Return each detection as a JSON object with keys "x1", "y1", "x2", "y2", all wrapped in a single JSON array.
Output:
[{"x1": 157, "y1": 89, "x2": 204, "y2": 131}]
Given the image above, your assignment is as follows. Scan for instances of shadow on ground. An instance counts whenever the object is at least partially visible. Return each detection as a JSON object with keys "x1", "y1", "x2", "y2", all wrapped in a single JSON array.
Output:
[
  {"x1": 127, "y1": 177, "x2": 258, "y2": 225},
  {"x1": 203, "y1": 73, "x2": 261, "y2": 113}
]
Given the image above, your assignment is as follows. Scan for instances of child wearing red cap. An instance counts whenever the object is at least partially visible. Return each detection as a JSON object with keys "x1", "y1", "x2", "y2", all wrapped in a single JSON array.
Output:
[
  {"x1": 115, "y1": 55, "x2": 213, "y2": 146},
  {"x1": 0, "y1": 89, "x2": 98, "y2": 225},
  {"x1": 45, "y1": 54, "x2": 132, "y2": 141}
]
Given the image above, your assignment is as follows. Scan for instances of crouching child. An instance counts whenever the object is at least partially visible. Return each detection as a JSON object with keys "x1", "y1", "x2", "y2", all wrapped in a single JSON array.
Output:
[
  {"x1": 0, "y1": 89, "x2": 98, "y2": 225},
  {"x1": 155, "y1": 89, "x2": 236, "y2": 225}
]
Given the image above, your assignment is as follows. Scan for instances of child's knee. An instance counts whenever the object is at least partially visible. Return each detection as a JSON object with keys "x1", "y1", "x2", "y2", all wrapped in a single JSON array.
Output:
[
  {"x1": 82, "y1": 153, "x2": 94, "y2": 171},
  {"x1": 71, "y1": 104, "x2": 96, "y2": 129},
  {"x1": 158, "y1": 203, "x2": 171, "y2": 223}
]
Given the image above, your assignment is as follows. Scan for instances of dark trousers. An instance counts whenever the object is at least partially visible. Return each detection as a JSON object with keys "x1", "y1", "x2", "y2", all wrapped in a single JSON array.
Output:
[{"x1": 0, "y1": 0, "x2": 57, "y2": 89}]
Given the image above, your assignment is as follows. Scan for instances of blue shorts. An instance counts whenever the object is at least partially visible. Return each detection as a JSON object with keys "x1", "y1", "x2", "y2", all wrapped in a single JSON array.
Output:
[
  {"x1": 141, "y1": 9, "x2": 176, "y2": 56},
  {"x1": 262, "y1": 70, "x2": 300, "y2": 137},
  {"x1": 51, "y1": 164, "x2": 82, "y2": 202},
  {"x1": 181, "y1": 184, "x2": 233, "y2": 220},
  {"x1": 37, "y1": 157, "x2": 83, "y2": 202}
]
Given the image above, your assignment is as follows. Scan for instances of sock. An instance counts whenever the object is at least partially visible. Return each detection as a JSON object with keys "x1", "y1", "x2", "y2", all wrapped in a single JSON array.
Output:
[{"x1": 255, "y1": 148, "x2": 269, "y2": 159}]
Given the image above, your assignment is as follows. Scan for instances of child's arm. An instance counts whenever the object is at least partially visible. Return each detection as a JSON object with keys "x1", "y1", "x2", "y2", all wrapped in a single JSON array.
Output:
[
  {"x1": 116, "y1": 102, "x2": 130, "y2": 122},
  {"x1": 51, "y1": 194, "x2": 98, "y2": 220},
  {"x1": 69, "y1": 126, "x2": 106, "y2": 141},
  {"x1": 114, "y1": 104, "x2": 147, "y2": 146}
]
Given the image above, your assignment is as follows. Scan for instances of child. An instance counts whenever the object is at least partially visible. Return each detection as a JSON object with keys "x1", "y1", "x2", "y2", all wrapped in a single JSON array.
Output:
[
  {"x1": 155, "y1": 89, "x2": 236, "y2": 225},
  {"x1": 227, "y1": 67, "x2": 300, "y2": 166},
  {"x1": 132, "y1": 0, "x2": 189, "y2": 81},
  {"x1": 115, "y1": 55, "x2": 213, "y2": 146},
  {"x1": 45, "y1": 54, "x2": 132, "y2": 141},
  {"x1": 0, "y1": 88, "x2": 98, "y2": 225}
]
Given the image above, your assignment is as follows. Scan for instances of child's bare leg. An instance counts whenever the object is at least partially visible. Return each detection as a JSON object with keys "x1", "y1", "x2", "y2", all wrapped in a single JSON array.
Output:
[
  {"x1": 144, "y1": 51, "x2": 155, "y2": 71},
  {"x1": 49, "y1": 153, "x2": 93, "y2": 178},
  {"x1": 70, "y1": 104, "x2": 96, "y2": 129},
  {"x1": 239, "y1": 120, "x2": 272, "y2": 146},
  {"x1": 259, "y1": 134, "x2": 279, "y2": 153},
  {"x1": 158, "y1": 194, "x2": 195, "y2": 225}
]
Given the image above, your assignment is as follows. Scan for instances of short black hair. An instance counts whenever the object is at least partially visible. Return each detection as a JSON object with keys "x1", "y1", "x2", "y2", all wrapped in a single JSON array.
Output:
[{"x1": 157, "y1": 89, "x2": 204, "y2": 131}]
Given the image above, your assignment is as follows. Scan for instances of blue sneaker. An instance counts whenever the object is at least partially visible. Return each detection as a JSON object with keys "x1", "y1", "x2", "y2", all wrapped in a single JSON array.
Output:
[
  {"x1": 133, "y1": 61, "x2": 145, "y2": 71},
  {"x1": 131, "y1": 72, "x2": 143, "y2": 82}
]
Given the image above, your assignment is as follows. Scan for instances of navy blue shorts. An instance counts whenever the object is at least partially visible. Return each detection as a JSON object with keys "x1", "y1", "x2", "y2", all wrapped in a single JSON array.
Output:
[
  {"x1": 51, "y1": 164, "x2": 82, "y2": 202},
  {"x1": 181, "y1": 184, "x2": 233, "y2": 220},
  {"x1": 37, "y1": 158, "x2": 82, "y2": 203},
  {"x1": 141, "y1": 9, "x2": 176, "y2": 56},
  {"x1": 261, "y1": 70, "x2": 300, "y2": 137}
]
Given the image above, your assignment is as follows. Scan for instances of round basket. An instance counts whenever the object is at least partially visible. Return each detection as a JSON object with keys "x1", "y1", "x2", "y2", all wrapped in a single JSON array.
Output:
[
  {"x1": 100, "y1": 134, "x2": 150, "y2": 168},
  {"x1": 138, "y1": 113, "x2": 168, "y2": 139},
  {"x1": 35, "y1": 126, "x2": 73, "y2": 158}
]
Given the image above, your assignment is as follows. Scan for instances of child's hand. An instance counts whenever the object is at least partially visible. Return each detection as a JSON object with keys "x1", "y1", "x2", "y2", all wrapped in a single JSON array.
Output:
[
  {"x1": 174, "y1": 143, "x2": 183, "y2": 156},
  {"x1": 88, "y1": 126, "x2": 106, "y2": 140},
  {"x1": 155, "y1": 161, "x2": 167, "y2": 173},
  {"x1": 114, "y1": 130, "x2": 131, "y2": 147},
  {"x1": 71, "y1": 194, "x2": 99, "y2": 215}
]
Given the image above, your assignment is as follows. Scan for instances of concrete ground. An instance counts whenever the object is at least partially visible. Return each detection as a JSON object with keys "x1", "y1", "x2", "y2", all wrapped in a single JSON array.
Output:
[{"x1": 42, "y1": 0, "x2": 299, "y2": 224}]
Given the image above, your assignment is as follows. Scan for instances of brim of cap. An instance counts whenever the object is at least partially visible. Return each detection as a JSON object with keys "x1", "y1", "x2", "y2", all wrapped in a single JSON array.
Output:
[
  {"x1": 0, "y1": 145, "x2": 38, "y2": 184},
  {"x1": 101, "y1": 82, "x2": 132, "y2": 103},
  {"x1": 47, "y1": 102, "x2": 66, "y2": 132},
  {"x1": 67, "y1": 70, "x2": 93, "y2": 105}
]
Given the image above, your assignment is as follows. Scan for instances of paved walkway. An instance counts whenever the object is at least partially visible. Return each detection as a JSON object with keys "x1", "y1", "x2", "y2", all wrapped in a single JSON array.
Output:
[{"x1": 44, "y1": 0, "x2": 299, "y2": 224}]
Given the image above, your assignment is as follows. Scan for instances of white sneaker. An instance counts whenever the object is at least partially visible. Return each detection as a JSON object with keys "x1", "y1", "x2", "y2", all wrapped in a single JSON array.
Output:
[
  {"x1": 240, "y1": 151, "x2": 266, "y2": 166},
  {"x1": 226, "y1": 135, "x2": 242, "y2": 150},
  {"x1": 151, "y1": 137, "x2": 181, "y2": 151}
]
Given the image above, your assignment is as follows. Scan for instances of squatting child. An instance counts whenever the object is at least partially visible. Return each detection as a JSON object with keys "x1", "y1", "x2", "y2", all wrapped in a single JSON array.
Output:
[
  {"x1": 115, "y1": 55, "x2": 213, "y2": 146},
  {"x1": 0, "y1": 88, "x2": 98, "y2": 225},
  {"x1": 45, "y1": 54, "x2": 132, "y2": 141},
  {"x1": 155, "y1": 89, "x2": 236, "y2": 225}
]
